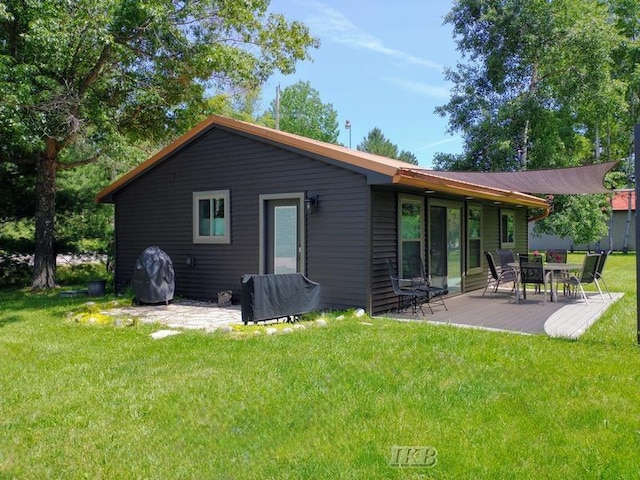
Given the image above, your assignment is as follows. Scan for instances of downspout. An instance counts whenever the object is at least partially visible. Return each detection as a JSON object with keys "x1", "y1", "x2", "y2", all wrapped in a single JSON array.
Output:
[{"x1": 528, "y1": 195, "x2": 552, "y2": 222}]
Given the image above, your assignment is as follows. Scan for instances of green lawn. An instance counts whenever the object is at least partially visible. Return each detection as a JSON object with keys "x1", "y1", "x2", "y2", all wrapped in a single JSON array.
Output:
[{"x1": 1, "y1": 254, "x2": 640, "y2": 479}]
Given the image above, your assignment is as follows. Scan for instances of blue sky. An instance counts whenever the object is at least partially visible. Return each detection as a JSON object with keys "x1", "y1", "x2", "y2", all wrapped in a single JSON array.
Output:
[{"x1": 263, "y1": 0, "x2": 462, "y2": 168}]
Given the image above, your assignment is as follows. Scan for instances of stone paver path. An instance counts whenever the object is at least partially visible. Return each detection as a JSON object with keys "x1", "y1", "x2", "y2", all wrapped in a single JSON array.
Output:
[{"x1": 104, "y1": 299, "x2": 243, "y2": 333}]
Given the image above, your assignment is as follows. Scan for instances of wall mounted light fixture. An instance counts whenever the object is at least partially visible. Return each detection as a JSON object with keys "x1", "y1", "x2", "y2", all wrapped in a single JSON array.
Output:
[{"x1": 305, "y1": 195, "x2": 319, "y2": 214}]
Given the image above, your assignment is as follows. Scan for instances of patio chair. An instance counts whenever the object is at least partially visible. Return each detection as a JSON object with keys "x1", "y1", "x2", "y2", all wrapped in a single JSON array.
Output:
[
  {"x1": 545, "y1": 249, "x2": 569, "y2": 295},
  {"x1": 563, "y1": 253, "x2": 603, "y2": 305},
  {"x1": 404, "y1": 255, "x2": 449, "y2": 313},
  {"x1": 594, "y1": 250, "x2": 612, "y2": 300},
  {"x1": 483, "y1": 250, "x2": 517, "y2": 297},
  {"x1": 496, "y1": 249, "x2": 517, "y2": 269},
  {"x1": 386, "y1": 257, "x2": 448, "y2": 314},
  {"x1": 518, "y1": 254, "x2": 548, "y2": 303}
]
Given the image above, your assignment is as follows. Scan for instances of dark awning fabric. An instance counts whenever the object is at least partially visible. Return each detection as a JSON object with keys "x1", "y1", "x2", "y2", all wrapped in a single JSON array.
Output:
[{"x1": 416, "y1": 161, "x2": 618, "y2": 195}]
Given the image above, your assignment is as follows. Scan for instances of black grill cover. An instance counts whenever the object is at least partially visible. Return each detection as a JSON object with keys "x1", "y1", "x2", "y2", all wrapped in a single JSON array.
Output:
[
  {"x1": 132, "y1": 246, "x2": 175, "y2": 304},
  {"x1": 241, "y1": 273, "x2": 320, "y2": 324}
]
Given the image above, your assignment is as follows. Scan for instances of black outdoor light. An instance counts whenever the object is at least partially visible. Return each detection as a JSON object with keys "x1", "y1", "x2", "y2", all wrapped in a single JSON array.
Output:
[{"x1": 305, "y1": 195, "x2": 319, "y2": 214}]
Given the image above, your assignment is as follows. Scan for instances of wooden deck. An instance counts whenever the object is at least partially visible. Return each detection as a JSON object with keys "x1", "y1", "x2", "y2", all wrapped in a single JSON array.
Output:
[{"x1": 379, "y1": 287, "x2": 623, "y2": 339}]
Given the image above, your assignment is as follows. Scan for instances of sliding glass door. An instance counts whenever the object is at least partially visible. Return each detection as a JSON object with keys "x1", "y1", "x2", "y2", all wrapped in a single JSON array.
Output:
[{"x1": 429, "y1": 200, "x2": 462, "y2": 293}]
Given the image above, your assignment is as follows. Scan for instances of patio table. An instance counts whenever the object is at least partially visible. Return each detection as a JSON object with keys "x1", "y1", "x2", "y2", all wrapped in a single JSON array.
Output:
[{"x1": 509, "y1": 262, "x2": 581, "y2": 302}]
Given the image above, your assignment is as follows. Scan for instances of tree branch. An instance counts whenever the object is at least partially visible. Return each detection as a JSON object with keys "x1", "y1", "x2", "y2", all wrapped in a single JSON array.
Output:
[
  {"x1": 78, "y1": 43, "x2": 112, "y2": 96},
  {"x1": 56, "y1": 155, "x2": 100, "y2": 171}
]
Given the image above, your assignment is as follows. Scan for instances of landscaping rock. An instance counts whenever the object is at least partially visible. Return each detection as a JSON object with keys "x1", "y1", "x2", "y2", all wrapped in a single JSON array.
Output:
[
  {"x1": 266, "y1": 327, "x2": 278, "y2": 335},
  {"x1": 282, "y1": 327, "x2": 293, "y2": 334},
  {"x1": 150, "y1": 330, "x2": 182, "y2": 340},
  {"x1": 315, "y1": 319, "x2": 328, "y2": 327},
  {"x1": 355, "y1": 308, "x2": 365, "y2": 317}
]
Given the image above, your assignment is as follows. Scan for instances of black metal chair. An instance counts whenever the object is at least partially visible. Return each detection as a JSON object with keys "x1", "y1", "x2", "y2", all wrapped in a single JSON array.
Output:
[
  {"x1": 483, "y1": 250, "x2": 517, "y2": 297},
  {"x1": 496, "y1": 249, "x2": 516, "y2": 269},
  {"x1": 563, "y1": 253, "x2": 603, "y2": 305},
  {"x1": 386, "y1": 257, "x2": 448, "y2": 315},
  {"x1": 518, "y1": 254, "x2": 548, "y2": 303},
  {"x1": 594, "y1": 250, "x2": 612, "y2": 300}
]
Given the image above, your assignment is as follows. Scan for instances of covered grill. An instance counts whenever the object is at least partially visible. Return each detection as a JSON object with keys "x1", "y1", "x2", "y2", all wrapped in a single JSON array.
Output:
[
  {"x1": 241, "y1": 273, "x2": 321, "y2": 324},
  {"x1": 132, "y1": 246, "x2": 175, "y2": 305}
]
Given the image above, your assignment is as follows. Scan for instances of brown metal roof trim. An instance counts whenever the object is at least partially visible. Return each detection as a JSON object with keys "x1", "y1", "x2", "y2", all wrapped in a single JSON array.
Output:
[
  {"x1": 421, "y1": 161, "x2": 618, "y2": 195},
  {"x1": 95, "y1": 114, "x2": 546, "y2": 215},
  {"x1": 393, "y1": 168, "x2": 549, "y2": 208}
]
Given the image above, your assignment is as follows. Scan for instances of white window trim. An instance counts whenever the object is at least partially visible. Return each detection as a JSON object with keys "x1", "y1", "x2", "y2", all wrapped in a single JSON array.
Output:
[
  {"x1": 398, "y1": 194, "x2": 425, "y2": 278},
  {"x1": 193, "y1": 190, "x2": 230, "y2": 244},
  {"x1": 500, "y1": 209, "x2": 516, "y2": 249},
  {"x1": 467, "y1": 204, "x2": 483, "y2": 275}
]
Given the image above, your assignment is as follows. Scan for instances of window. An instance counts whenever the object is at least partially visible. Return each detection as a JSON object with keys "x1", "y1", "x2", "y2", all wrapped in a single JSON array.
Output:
[
  {"x1": 398, "y1": 195, "x2": 424, "y2": 277},
  {"x1": 467, "y1": 205, "x2": 482, "y2": 274},
  {"x1": 500, "y1": 210, "x2": 515, "y2": 248},
  {"x1": 193, "y1": 190, "x2": 230, "y2": 243}
]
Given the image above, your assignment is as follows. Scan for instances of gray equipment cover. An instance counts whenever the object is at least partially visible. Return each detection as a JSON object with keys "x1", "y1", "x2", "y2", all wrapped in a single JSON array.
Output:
[
  {"x1": 241, "y1": 273, "x2": 320, "y2": 324},
  {"x1": 132, "y1": 246, "x2": 175, "y2": 304}
]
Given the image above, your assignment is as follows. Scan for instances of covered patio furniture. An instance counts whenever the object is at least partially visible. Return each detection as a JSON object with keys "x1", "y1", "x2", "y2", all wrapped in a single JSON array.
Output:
[
  {"x1": 483, "y1": 250, "x2": 517, "y2": 297},
  {"x1": 518, "y1": 254, "x2": 549, "y2": 304},
  {"x1": 563, "y1": 253, "x2": 603, "y2": 305},
  {"x1": 387, "y1": 258, "x2": 448, "y2": 315},
  {"x1": 240, "y1": 273, "x2": 320, "y2": 324}
]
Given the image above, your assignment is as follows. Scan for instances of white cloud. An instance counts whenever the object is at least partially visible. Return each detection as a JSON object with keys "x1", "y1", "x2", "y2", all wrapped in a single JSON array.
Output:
[
  {"x1": 305, "y1": 1, "x2": 442, "y2": 71},
  {"x1": 421, "y1": 136, "x2": 462, "y2": 150},
  {"x1": 385, "y1": 77, "x2": 451, "y2": 100}
]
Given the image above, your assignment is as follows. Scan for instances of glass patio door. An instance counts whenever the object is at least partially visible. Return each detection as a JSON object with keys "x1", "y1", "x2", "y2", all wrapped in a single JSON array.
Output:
[
  {"x1": 263, "y1": 196, "x2": 303, "y2": 274},
  {"x1": 429, "y1": 201, "x2": 463, "y2": 293}
]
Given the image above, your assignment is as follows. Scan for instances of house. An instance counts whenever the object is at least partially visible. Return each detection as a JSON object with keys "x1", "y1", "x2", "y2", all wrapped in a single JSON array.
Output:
[
  {"x1": 529, "y1": 190, "x2": 636, "y2": 252},
  {"x1": 97, "y1": 115, "x2": 613, "y2": 314}
]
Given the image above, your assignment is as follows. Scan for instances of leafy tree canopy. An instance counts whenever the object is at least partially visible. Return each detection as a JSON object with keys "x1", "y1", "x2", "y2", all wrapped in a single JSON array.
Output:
[
  {"x1": 436, "y1": 0, "x2": 637, "y2": 245},
  {"x1": 0, "y1": 0, "x2": 318, "y2": 288},
  {"x1": 435, "y1": 0, "x2": 627, "y2": 172},
  {"x1": 262, "y1": 80, "x2": 339, "y2": 143}
]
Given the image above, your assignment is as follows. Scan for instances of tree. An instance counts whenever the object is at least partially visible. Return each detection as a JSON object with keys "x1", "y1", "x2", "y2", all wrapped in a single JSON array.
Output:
[
  {"x1": 534, "y1": 195, "x2": 611, "y2": 246},
  {"x1": 262, "y1": 81, "x2": 339, "y2": 143},
  {"x1": 357, "y1": 127, "x2": 419, "y2": 165},
  {"x1": 435, "y1": 0, "x2": 625, "y2": 172},
  {"x1": 398, "y1": 150, "x2": 419, "y2": 166},
  {"x1": 435, "y1": 0, "x2": 633, "y2": 245},
  {"x1": 0, "y1": 0, "x2": 318, "y2": 289},
  {"x1": 357, "y1": 127, "x2": 398, "y2": 158}
]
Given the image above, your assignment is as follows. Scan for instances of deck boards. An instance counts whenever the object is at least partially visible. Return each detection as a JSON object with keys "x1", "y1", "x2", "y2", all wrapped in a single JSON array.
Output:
[{"x1": 379, "y1": 287, "x2": 623, "y2": 338}]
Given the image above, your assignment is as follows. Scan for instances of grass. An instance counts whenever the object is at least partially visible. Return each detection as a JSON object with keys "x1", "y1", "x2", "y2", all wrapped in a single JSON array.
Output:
[{"x1": 1, "y1": 254, "x2": 640, "y2": 479}]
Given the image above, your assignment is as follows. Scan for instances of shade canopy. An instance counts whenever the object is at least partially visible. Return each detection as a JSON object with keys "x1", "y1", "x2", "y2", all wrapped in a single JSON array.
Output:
[{"x1": 421, "y1": 161, "x2": 618, "y2": 195}]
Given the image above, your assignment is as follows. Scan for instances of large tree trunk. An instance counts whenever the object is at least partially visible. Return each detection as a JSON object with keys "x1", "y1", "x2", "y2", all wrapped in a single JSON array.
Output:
[{"x1": 32, "y1": 138, "x2": 59, "y2": 289}]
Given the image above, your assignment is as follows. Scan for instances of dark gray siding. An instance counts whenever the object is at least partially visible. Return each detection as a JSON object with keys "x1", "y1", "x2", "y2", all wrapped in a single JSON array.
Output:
[
  {"x1": 371, "y1": 188, "x2": 398, "y2": 314},
  {"x1": 113, "y1": 127, "x2": 369, "y2": 310},
  {"x1": 369, "y1": 198, "x2": 532, "y2": 312}
]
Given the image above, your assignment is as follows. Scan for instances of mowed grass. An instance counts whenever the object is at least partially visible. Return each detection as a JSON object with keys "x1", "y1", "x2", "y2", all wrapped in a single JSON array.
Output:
[{"x1": 1, "y1": 254, "x2": 640, "y2": 479}]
